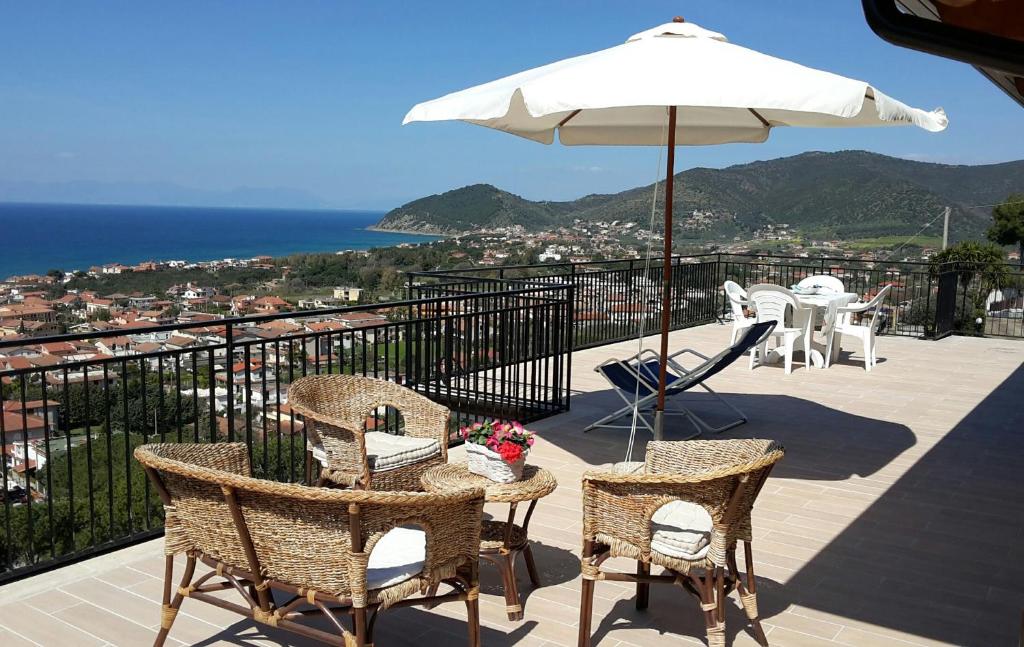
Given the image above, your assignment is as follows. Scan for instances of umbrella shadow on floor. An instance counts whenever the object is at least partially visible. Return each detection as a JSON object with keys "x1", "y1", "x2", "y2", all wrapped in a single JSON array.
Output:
[{"x1": 537, "y1": 389, "x2": 915, "y2": 481}]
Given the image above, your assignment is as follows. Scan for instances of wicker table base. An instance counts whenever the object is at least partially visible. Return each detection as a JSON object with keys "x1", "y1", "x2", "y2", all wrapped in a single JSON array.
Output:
[
  {"x1": 422, "y1": 463, "x2": 557, "y2": 621},
  {"x1": 479, "y1": 519, "x2": 538, "y2": 620}
]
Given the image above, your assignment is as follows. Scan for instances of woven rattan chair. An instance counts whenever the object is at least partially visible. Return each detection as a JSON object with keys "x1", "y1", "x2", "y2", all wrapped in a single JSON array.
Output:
[
  {"x1": 578, "y1": 439, "x2": 784, "y2": 647},
  {"x1": 288, "y1": 374, "x2": 450, "y2": 490},
  {"x1": 136, "y1": 442, "x2": 484, "y2": 647}
]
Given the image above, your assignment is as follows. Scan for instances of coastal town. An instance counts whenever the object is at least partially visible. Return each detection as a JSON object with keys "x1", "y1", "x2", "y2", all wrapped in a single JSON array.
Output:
[
  {"x1": 4, "y1": 3, "x2": 1024, "y2": 644},
  {"x1": 2, "y1": 208, "x2": 1022, "y2": 500}
]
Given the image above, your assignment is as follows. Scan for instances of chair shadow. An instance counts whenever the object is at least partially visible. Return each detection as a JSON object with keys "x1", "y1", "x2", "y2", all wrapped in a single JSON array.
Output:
[
  {"x1": 585, "y1": 571, "x2": 789, "y2": 647},
  {"x1": 189, "y1": 590, "x2": 541, "y2": 646},
  {"x1": 827, "y1": 348, "x2": 888, "y2": 368},
  {"x1": 476, "y1": 540, "x2": 580, "y2": 606}
]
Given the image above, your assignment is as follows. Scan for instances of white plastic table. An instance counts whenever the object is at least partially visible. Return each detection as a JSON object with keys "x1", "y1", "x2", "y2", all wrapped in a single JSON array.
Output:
[{"x1": 762, "y1": 291, "x2": 859, "y2": 368}]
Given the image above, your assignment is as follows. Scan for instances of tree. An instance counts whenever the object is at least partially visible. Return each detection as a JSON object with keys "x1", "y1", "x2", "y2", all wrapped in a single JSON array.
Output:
[
  {"x1": 928, "y1": 240, "x2": 1009, "y2": 286},
  {"x1": 987, "y1": 193, "x2": 1024, "y2": 268},
  {"x1": 928, "y1": 241, "x2": 1010, "y2": 334}
]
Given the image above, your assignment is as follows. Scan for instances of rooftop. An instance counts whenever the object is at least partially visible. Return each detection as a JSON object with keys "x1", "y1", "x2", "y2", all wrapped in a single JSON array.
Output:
[{"x1": 1, "y1": 323, "x2": 1021, "y2": 646}]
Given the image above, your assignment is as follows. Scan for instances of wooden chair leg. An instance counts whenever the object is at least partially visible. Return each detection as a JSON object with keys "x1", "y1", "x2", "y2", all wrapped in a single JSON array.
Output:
[
  {"x1": 497, "y1": 553, "x2": 523, "y2": 621},
  {"x1": 740, "y1": 542, "x2": 770, "y2": 647},
  {"x1": 422, "y1": 582, "x2": 441, "y2": 609},
  {"x1": 693, "y1": 570, "x2": 725, "y2": 647},
  {"x1": 354, "y1": 606, "x2": 368, "y2": 647},
  {"x1": 578, "y1": 578, "x2": 595, "y2": 647},
  {"x1": 154, "y1": 554, "x2": 195, "y2": 647},
  {"x1": 636, "y1": 561, "x2": 650, "y2": 610},
  {"x1": 716, "y1": 566, "x2": 726, "y2": 623},
  {"x1": 466, "y1": 592, "x2": 481, "y2": 647}
]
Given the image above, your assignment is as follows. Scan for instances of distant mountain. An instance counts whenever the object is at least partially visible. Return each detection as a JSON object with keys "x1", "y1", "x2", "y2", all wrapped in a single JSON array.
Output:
[
  {"x1": 0, "y1": 180, "x2": 331, "y2": 210},
  {"x1": 376, "y1": 151, "x2": 1024, "y2": 241}
]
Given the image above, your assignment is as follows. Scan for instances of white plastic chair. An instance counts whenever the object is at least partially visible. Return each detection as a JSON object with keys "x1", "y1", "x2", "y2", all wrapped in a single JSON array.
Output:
[
  {"x1": 746, "y1": 284, "x2": 814, "y2": 374},
  {"x1": 723, "y1": 280, "x2": 756, "y2": 345},
  {"x1": 797, "y1": 274, "x2": 846, "y2": 294},
  {"x1": 825, "y1": 285, "x2": 891, "y2": 372}
]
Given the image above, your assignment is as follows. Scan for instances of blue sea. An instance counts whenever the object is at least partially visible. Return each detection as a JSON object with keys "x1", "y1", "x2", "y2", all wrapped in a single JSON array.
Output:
[{"x1": 0, "y1": 203, "x2": 441, "y2": 278}]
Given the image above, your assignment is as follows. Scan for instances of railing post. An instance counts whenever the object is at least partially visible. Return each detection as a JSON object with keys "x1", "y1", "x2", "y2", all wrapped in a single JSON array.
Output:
[
  {"x1": 406, "y1": 273, "x2": 417, "y2": 321},
  {"x1": 565, "y1": 281, "x2": 575, "y2": 411},
  {"x1": 569, "y1": 262, "x2": 578, "y2": 344},
  {"x1": 932, "y1": 263, "x2": 958, "y2": 340},
  {"x1": 225, "y1": 322, "x2": 235, "y2": 442}
]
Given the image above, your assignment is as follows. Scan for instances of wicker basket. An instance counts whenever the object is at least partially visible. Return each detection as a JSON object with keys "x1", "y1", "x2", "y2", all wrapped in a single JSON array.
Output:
[{"x1": 466, "y1": 442, "x2": 527, "y2": 483}]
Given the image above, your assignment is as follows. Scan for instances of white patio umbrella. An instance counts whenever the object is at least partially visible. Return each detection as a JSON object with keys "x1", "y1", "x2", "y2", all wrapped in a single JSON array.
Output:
[{"x1": 404, "y1": 18, "x2": 948, "y2": 439}]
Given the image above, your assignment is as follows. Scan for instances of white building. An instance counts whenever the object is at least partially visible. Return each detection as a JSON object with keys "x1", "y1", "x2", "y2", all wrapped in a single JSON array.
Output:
[{"x1": 333, "y1": 286, "x2": 363, "y2": 302}]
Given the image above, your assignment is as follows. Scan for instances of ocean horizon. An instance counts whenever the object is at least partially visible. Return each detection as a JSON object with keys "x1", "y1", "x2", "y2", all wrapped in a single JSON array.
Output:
[{"x1": 0, "y1": 202, "x2": 442, "y2": 279}]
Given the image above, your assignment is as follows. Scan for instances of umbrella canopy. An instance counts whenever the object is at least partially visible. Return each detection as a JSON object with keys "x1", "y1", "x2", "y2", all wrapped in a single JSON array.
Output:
[
  {"x1": 404, "y1": 20, "x2": 948, "y2": 144},
  {"x1": 404, "y1": 18, "x2": 947, "y2": 440}
]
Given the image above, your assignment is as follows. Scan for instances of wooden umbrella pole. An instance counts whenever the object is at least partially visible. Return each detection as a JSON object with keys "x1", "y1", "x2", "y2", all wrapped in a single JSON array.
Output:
[{"x1": 654, "y1": 105, "x2": 677, "y2": 441}]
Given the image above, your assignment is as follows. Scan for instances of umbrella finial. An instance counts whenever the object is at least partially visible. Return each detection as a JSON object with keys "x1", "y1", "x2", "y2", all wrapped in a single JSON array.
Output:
[{"x1": 672, "y1": 16, "x2": 685, "y2": 23}]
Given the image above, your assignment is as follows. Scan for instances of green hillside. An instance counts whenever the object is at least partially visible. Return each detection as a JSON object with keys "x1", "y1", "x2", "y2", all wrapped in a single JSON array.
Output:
[{"x1": 376, "y1": 151, "x2": 1024, "y2": 242}]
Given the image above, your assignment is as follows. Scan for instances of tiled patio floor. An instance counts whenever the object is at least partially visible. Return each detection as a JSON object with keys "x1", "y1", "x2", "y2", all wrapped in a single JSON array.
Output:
[{"x1": 2, "y1": 323, "x2": 1022, "y2": 646}]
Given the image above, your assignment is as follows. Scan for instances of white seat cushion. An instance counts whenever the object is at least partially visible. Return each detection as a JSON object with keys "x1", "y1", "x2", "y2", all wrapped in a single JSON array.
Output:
[
  {"x1": 310, "y1": 432, "x2": 440, "y2": 473},
  {"x1": 366, "y1": 525, "x2": 426, "y2": 590},
  {"x1": 650, "y1": 500, "x2": 713, "y2": 560},
  {"x1": 365, "y1": 432, "x2": 440, "y2": 472}
]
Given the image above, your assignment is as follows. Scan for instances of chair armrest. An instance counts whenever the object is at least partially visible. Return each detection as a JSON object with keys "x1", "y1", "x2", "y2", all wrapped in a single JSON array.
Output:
[
  {"x1": 836, "y1": 301, "x2": 873, "y2": 314},
  {"x1": 309, "y1": 418, "x2": 370, "y2": 485},
  {"x1": 637, "y1": 348, "x2": 710, "y2": 374},
  {"x1": 136, "y1": 442, "x2": 252, "y2": 477},
  {"x1": 668, "y1": 348, "x2": 711, "y2": 361}
]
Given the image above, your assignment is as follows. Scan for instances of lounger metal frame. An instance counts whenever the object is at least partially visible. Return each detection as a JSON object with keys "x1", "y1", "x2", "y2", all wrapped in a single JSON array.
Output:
[{"x1": 585, "y1": 322, "x2": 775, "y2": 439}]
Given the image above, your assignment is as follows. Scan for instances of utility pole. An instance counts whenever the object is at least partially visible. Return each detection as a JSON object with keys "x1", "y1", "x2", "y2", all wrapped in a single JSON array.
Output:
[{"x1": 942, "y1": 206, "x2": 950, "y2": 250}]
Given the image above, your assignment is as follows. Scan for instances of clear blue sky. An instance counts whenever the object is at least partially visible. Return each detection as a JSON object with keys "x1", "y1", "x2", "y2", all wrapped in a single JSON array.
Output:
[{"x1": 1, "y1": 1, "x2": 1019, "y2": 210}]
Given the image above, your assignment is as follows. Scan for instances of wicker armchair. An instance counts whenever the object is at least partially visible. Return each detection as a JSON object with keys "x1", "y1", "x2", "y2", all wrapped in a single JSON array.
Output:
[
  {"x1": 578, "y1": 439, "x2": 784, "y2": 647},
  {"x1": 288, "y1": 374, "x2": 450, "y2": 490},
  {"x1": 136, "y1": 443, "x2": 484, "y2": 647}
]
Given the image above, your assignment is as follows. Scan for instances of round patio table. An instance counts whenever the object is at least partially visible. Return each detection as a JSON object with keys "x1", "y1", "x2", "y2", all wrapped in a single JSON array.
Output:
[
  {"x1": 421, "y1": 462, "x2": 557, "y2": 621},
  {"x1": 761, "y1": 291, "x2": 860, "y2": 368}
]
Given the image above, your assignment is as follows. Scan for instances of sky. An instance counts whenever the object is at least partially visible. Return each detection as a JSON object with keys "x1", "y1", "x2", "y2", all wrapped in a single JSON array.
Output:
[{"x1": 1, "y1": 1, "x2": 1021, "y2": 210}]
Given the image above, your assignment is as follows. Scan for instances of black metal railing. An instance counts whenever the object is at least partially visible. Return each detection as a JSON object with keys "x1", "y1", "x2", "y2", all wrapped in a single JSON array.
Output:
[
  {"x1": 408, "y1": 256, "x2": 721, "y2": 350},
  {"x1": 410, "y1": 252, "x2": 1024, "y2": 342},
  {"x1": 2, "y1": 251, "x2": 1021, "y2": 584},
  {"x1": 0, "y1": 284, "x2": 571, "y2": 584},
  {"x1": 716, "y1": 254, "x2": 938, "y2": 337},
  {"x1": 714, "y1": 254, "x2": 1023, "y2": 339}
]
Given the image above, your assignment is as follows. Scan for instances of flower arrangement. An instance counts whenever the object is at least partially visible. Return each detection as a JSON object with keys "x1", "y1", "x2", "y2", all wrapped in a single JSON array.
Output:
[{"x1": 461, "y1": 420, "x2": 535, "y2": 482}]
